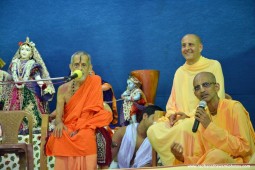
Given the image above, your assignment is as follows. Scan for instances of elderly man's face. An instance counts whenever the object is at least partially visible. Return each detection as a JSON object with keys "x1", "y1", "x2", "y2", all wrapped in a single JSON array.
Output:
[{"x1": 70, "y1": 54, "x2": 91, "y2": 82}]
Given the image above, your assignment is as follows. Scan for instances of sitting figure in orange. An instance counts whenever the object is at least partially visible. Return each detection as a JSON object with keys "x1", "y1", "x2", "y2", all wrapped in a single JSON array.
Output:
[
  {"x1": 46, "y1": 51, "x2": 112, "y2": 170},
  {"x1": 90, "y1": 70, "x2": 118, "y2": 126},
  {"x1": 171, "y1": 72, "x2": 255, "y2": 164},
  {"x1": 121, "y1": 75, "x2": 147, "y2": 124}
]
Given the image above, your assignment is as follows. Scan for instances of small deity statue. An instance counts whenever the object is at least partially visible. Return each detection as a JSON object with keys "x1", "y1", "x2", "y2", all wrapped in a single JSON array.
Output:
[
  {"x1": 121, "y1": 75, "x2": 147, "y2": 124},
  {"x1": 2, "y1": 37, "x2": 55, "y2": 133}
]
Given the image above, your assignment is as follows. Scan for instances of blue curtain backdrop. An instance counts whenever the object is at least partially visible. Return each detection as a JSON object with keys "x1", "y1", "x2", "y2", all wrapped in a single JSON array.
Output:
[{"x1": 1, "y1": 0, "x2": 255, "y2": 125}]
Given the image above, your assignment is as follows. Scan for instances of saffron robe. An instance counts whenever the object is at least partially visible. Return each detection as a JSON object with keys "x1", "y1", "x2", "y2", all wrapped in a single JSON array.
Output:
[
  {"x1": 166, "y1": 56, "x2": 225, "y2": 118},
  {"x1": 184, "y1": 99, "x2": 255, "y2": 164},
  {"x1": 147, "y1": 56, "x2": 225, "y2": 165},
  {"x1": 46, "y1": 75, "x2": 112, "y2": 156},
  {"x1": 102, "y1": 80, "x2": 118, "y2": 125},
  {"x1": 118, "y1": 123, "x2": 152, "y2": 168}
]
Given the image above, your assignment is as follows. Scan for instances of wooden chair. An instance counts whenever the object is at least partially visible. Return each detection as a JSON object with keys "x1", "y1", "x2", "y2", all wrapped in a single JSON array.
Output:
[
  {"x1": 131, "y1": 70, "x2": 160, "y2": 104},
  {"x1": 0, "y1": 110, "x2": 34, "y2": 170},
  {"x1": 151, "y1": 110, "x2": 166, "y2": 167},
  {"x1": 40, "y1": 114, "x2": 49, "y2": 170},
  {"x1": 130, "y1": 70, "x2": 162, "y2": 166}
]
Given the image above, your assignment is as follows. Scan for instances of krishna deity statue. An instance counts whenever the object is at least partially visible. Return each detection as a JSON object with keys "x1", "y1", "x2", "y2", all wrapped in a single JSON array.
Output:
[{"x1": 121, "y1": 75, "x2": 147, "y2": 125}]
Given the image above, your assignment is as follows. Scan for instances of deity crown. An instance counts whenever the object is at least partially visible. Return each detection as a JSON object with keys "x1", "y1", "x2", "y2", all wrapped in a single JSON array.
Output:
[
  {"x1": 19, "y1": 37, "x2": 36, "y2": 48},
  {"x1": 129, "y1": 75, "x2": 142, "y2": 88}
]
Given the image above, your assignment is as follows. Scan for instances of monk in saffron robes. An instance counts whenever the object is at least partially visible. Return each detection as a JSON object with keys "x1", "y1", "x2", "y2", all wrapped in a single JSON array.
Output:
[
  {"x1": 171, "y1": 72, "x2": 255, "y2": 164},
  {"x1": 46, "y1": 51, "x2": 112, "y2": 170},
  {"x1": 147, "y1": 34, "x2": 225, "y2": 165}
]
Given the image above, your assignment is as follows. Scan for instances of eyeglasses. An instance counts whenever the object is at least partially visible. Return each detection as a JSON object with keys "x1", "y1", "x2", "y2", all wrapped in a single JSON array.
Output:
[{"x1": 194, "y1": 82, "x2": 216, "y2": 92}]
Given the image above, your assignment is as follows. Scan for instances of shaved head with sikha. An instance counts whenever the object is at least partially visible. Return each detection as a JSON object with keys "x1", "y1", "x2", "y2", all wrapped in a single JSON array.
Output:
[{"x1": 193, "y1": 72, "x2": 216, "y2": 85}]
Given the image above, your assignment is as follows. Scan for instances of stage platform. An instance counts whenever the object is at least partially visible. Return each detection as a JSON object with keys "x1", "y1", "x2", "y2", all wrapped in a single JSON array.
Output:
[{"x1": 125, "y1": 164, "x2": 255, "y2": 170}]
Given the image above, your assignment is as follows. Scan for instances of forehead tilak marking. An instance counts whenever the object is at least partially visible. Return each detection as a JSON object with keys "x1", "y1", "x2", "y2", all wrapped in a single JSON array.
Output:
[{"x1": 79, "y1": 55, "x2": 82, "y2": 63}]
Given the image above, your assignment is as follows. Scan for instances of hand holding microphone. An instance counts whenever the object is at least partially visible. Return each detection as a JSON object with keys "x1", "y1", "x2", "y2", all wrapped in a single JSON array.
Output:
[
  {"x1": 192, "y1": 100, "x2": 207, "y2": 133},
  {"x1": 65, "y1": 70, "x2": 83, "y2": 82}
]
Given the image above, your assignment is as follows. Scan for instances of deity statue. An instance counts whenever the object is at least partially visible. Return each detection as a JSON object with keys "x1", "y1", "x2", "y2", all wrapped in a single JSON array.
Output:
[
  {"x1": 121, "y1": 75, "x2": 147, "y2": 124},
  {"x1": 2, "y1": 37, "x2": 55, "y2": 133}
]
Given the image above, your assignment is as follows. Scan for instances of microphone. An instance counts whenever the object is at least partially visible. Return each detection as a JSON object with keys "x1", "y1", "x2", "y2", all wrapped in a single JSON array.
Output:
[
  {"x1": 65, "y1": 70, "x2": 83, "y2": 82},
  {"x1": 192, "y1": 100, "x2": 207, "y2": 133}
]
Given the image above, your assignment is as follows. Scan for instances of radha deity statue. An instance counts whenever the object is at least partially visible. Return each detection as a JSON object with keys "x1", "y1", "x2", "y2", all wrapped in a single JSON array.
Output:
[
  {"x1": 2, "y1": 37, "x2": 55, "y2": 133},
  {"x1": 121, "y1": 75, "x2": 147, "y2": 124}
]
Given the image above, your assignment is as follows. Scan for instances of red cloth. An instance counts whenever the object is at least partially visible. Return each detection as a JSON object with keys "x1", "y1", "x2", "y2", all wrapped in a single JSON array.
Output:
[{"x1": 96, "y1": 127, "x2": 112, "y2": 166}]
